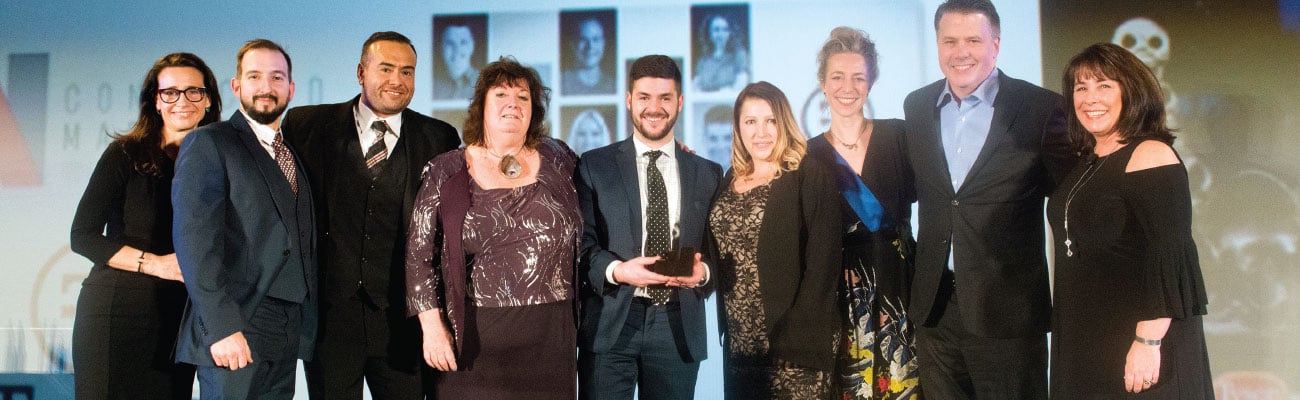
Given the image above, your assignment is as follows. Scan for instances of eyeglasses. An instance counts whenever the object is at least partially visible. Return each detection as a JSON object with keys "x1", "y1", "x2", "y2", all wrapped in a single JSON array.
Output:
[{"x1": 158, "y1": 87, "x2": 207, "y2": 103}]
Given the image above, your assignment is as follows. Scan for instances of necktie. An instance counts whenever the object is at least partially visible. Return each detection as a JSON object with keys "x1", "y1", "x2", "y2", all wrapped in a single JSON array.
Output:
[
  {"x1": 643, "y1": 150, "x2": 672, "y2": 306},
  {"x1": 272, "y1": 132, "x2": 298, "y2": 195},
  {"x1": 365, "y1": 120, "x2": 390, "y2": 177}
]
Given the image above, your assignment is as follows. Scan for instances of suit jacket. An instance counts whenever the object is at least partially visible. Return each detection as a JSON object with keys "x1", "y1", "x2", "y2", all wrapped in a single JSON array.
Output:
[
  {"x1": 282, "y1": 97, "x2": 460, "y2": 308},
  {"x1": 280, "y1": 97, "x2": 459, "y2": 364},
  {"x1": 746, "y1": 157, "x2": 843, "y2": 373},
  {"x1": 577, "y1": 138, "x2": 722, "y2": 361},
  {"x1": 904, "y1": 71, "x2": 1075, "y2": 338},
  {"x1": 172, "y1": 111, "x2": 318, "y2": 365}
]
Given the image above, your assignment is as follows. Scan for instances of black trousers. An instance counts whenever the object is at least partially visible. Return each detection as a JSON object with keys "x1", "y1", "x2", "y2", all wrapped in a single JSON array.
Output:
[
  {"x1": 915, "y1": 277, "x2": 1048, "y2": 399},
  {"x1": 196, "y1": 297, "x2": 302, "y2": 400},
  {"x1": 304, "y1": 298, "x2": 423, "y2": 400}
]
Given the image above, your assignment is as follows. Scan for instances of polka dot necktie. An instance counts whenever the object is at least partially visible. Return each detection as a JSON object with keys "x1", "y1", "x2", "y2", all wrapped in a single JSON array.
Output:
[
  {"x1": 365, "y1": 120, "x2": 390, "y2": 177},
  {"x1": 271, "y1": 132, "x2": 298, "y2": 195},
  {"x1": 644, "y1": 150, "x2": 672, "y2": 306}
]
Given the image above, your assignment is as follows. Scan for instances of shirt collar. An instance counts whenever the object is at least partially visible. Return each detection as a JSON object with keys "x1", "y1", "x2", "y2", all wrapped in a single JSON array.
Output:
[
  {"x1": 355, "y1": 100, "x2": 404, "y2": 137},
  {"x1": 632, "y1": 136, "x2": 676, "y2": 161},
  {"x1": 937, "y1": 68, "x2": 1001, "y2": 108},
  {"x1": 241, "y1": 109, "x2": 280, "y2": 144}
]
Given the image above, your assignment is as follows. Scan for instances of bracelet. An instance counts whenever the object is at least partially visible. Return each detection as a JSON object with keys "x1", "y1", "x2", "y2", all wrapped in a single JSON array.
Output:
[
  {"x1": 1134, "y1": 335, "x2": 1162, "y2": 346},
  {"x1": 137, "y1": 250, "x2": 146, "y2": 273}
]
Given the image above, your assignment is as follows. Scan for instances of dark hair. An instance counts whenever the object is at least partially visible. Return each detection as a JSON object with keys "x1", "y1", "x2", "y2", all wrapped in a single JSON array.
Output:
[
  {"x1": 627, "y1": 55, "x2": 682, "y2": 93},
  {"x1": 463, "y1": 56, "x2": 550, "y2": 148},
  {"x1": 731, "y1": 81, "x2": 806, "y2": 178},
  {"x1": 1061, "y1": 43, "x2": 1174, "y2": 153},
  {"x1": 699, "y1": 13, "x2": 745, "y2": 56},
  {"x1": 237, "y1": 38, "x2": 292, "y2": 78},
  {"x1": 362, "y1": 31, "x2": 417, "y2": 62},
  {"x1": 934, "y1": 0, "x2": 1001, "y2": 36},
  {"x1": 704, "y1": 105, "x2": 731, "y2": 124},
  {"x1": 816, "y1": 27, "x2": 879, "y2": 88},
  {"x1": 114, "y1": 53, "x2": 222, "y2": 177}
]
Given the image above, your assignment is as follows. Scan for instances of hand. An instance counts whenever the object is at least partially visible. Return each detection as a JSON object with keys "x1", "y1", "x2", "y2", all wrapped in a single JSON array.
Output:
[
  {"x1": 417, "y1": 309, "x2": 458, "y2": 371},
  {"x1": 676, "y1": 140, "x2": 696, "y2": 154},
  {"x1": 613, "y1": 256, "x2": 671, "y2": 288},
  {"x1": 666, "y1": 253, "x2": 705, "y2": 288},
  {"x1": 209, "y1": 332, "x2": 253, "y2": 370},
  {"x1": 1124, "y1": 340, "x2": 1161, "y2": 393},
  {"x1": 145, "y1": 253, "x2": 184, "y2": 282}
]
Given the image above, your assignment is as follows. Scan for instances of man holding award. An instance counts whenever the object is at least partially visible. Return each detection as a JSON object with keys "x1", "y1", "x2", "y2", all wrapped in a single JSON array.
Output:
[{"x1": 575, "y1": 54, "x2": 722, "y2": 400}]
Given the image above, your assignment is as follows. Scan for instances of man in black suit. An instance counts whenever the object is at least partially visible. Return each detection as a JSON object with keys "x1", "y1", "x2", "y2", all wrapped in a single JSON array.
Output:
[
  {"x1": 281, "y1": 31, "x2": 460, "y2": 400},
  {"x1": 903, "y1": 1, "x2": 1075, "y2": 398},
  {"x1": 576, "y1": 55, "x2": 721, "y2": 400},
  {"x1": 173, "y1": 39, "x2": 316, "y2": 400}
]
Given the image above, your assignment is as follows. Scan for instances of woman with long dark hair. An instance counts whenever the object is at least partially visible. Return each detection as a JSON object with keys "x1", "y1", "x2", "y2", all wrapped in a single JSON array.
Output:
[{"x1": 70, "y1": 52, "x2": 222, "y2": 399}]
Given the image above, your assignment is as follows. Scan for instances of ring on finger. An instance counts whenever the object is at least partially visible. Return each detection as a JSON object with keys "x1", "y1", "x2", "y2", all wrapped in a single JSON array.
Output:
[{"x1": 1143, "y1": 380, "x2": 1152, "y2": 385}]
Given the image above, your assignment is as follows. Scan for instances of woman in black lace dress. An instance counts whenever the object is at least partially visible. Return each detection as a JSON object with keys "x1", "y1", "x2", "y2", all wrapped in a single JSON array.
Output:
[
  {"x1": 1047, "y1": 43, "x2": 1212, "y2": 399},
  {"x1": 709, "y1": 81, "x2": 841, "y2": 399}
]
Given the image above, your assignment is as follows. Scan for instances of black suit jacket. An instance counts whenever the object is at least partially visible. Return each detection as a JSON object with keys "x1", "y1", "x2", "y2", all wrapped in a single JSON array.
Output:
[
  {"x1": 576, "y1": 138, "x2": 722, "y2": 362},
  {"x1": 743, "y1": 156, "x2": 842, "y2": 372},
  {"x1": 172, "y1": 111, "x2": 318, "y2": 365},
  {"x1": 280, "y1": 97, "x2": 459, "y2": 362},
  {"x1": 904, "y1": 71, "x2": 1075, "y2": 338}
]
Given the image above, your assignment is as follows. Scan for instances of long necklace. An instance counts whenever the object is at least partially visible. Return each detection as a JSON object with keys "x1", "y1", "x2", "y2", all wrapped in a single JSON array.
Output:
[
  {"x1": 1061, "y1": 155, "x2": 1110, "y2": 257},
  {"x1": 484, "y1": 145, "x2": 525, "y2": 179}
]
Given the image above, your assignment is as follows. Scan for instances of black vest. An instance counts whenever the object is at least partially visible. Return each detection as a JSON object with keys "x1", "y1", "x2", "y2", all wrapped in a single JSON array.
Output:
[{"x1": 322, "y1": 136, "x2": 409, "y2": 309}]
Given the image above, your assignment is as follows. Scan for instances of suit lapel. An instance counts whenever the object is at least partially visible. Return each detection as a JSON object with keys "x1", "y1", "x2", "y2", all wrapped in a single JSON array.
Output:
[
  {"x1": 231, "y1": 112, "x2": 297, "y2": 222},
  {"x1": 920, "y1": 83, "x2": 956, "y2": 196},
  {"x1": 674, "y1": 146, "x2": 699, "y2": 242},
  {"x1": 399, "y1": 107, "x2": 424, "y2": 225},
  {"x1": 963, "y1": 72, "x2": 1019, "y2": 192},
  {"x1": 615, "y1": 139, "x2": 644, "y2": 254}
]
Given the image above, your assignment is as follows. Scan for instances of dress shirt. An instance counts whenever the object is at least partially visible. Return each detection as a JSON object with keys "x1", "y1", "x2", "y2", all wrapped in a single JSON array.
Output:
[
  {"x1": 353, "y1": 101, "x2": 404, "y2": 158},
  {"x1": 605, "y1": 137, "x2": 709, "y2": 290},
  {"x1": 242, "y1": 109, "x2": 282, "y2": 159},
  {"x1": 937, "y1": 69, "x2": 1000, "y2": 272}
]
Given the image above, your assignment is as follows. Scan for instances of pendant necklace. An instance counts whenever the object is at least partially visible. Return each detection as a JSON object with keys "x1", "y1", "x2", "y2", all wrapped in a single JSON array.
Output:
[
  {"x1": 485, "y1": 145, "x2": 525, "y2": 179},
  {"x1": 1061, "y1": 155, "x2": 1109, "y2": 257},
  {"x1": 830, "y1": 123, "x2": 867, "y2": 150}
]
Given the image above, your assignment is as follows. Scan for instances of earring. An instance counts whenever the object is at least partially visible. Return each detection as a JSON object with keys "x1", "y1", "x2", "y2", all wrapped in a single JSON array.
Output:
[{"x1": 205, "y1": 107, "x2": 210, "y2": 113}]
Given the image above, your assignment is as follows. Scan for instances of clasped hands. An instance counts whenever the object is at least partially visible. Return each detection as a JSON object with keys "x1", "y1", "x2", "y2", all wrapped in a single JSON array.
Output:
[{"x1": 613, "y1": 253, "x2": 705, "y2": 288}]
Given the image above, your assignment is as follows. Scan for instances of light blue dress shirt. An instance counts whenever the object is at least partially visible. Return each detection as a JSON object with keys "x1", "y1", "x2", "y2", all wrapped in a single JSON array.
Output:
[{"x1": 938, "y1": 70, "x2": 1000, "y2": 271}]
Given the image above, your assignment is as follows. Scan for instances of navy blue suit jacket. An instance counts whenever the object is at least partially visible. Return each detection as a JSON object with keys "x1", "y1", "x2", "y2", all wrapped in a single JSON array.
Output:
[
  {"x1": 172, "y1": 111, "x2": 318, "y2": 366},
  {"x1": 576, "y1": 138, "x2": 721, "y2": 361}
]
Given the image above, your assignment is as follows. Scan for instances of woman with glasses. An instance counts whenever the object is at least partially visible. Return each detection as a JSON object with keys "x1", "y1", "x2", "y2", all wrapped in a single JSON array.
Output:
[{"x1": 70, "y1": 52, "x2": 222, "y2": 399}]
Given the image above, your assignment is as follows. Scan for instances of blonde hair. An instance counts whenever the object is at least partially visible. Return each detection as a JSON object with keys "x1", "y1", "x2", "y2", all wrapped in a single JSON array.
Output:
[{"x1": 730, "y1": 81, "x2": 807, "y2": 178}]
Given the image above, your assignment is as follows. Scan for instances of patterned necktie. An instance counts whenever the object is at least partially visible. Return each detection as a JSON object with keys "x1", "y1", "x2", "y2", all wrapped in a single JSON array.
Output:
[
  {"x1": 271, "y1": 132, "x2": 298, "y2": 195},
  {"x1": 643, "y1": 150, "x2": 672, "y2": 306},
  {"x1": 365, "y1": 120, "x2": 390, "y2": 176}
]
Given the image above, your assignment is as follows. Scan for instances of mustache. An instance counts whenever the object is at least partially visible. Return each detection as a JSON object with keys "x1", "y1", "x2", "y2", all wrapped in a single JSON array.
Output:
[{"x1": 253, "y1": 94, "x2": 278, "y2": 102}]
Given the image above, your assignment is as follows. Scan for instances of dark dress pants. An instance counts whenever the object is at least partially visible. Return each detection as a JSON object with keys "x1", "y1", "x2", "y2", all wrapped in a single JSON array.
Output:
[
  {"x1": 579, "y1": 299, "x2": 700, "y2": 400},
  {"x1": 304, "y1": 299, "x2": 423, "y2": 400},
  {"x1": 915, "y1": 276, "x2": 1048, "y2": 399},
  {"x1": 196, "y1": 297, "x2": 302, "y2": 400}
]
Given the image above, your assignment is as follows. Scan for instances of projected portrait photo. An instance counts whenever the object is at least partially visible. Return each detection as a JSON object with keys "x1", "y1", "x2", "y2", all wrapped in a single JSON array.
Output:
[
  {"x1": 696, "y1": 103, "x2": 733, "y2": 170},
  {"x1": 432, "y1": 14, "x2": 487, "y2": 100},
  {"x1": 560, "y1": 9, "x2": 617, "y2": 96},
  {"x1": 690, "y1": 4, "x2": 750, "y2": 93},
  {"x1": 560, "y1": 105, "x2": 616, "y2": 155}
]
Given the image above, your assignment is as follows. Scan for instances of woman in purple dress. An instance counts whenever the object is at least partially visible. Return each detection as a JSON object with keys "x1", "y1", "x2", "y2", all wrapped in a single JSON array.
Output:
[{"x1": 405, "y1": 57, "x2": 581, "y2": 400}]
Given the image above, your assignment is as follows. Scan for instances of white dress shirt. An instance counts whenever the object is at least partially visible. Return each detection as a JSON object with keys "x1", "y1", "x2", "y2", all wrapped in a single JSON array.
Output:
[{"x1": 353, "y1": 101, "x2": 404, "y2": 158}]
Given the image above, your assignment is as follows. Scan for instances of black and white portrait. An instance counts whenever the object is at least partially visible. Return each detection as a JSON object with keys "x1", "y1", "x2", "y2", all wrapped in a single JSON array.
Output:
[
  {"x1": 561, "y1": 105, "x2": 617, "y2": 155},
  {"x1": 432, "y1": 14, "x2": 487, "y2": 100},
  {"x1": 560, "y1": 9, "x2": 617, "y2": 96},
  {"x1": 690, "y1": 5, "x2": 750, "y2": 93}
]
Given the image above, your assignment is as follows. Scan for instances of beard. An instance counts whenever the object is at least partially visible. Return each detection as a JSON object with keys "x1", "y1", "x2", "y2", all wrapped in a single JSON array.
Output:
[
  {"x1": 242, "y1": 94, "x2": 287, "y2": 125},
  {"x1": 631, "y1": 109, "x2": 678, "y2": 142}
]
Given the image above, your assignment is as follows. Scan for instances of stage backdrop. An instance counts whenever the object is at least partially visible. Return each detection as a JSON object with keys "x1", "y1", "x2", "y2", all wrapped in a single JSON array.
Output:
[{"x1": 2, "y1": 0, "x2": 1295, "y2": 398}]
